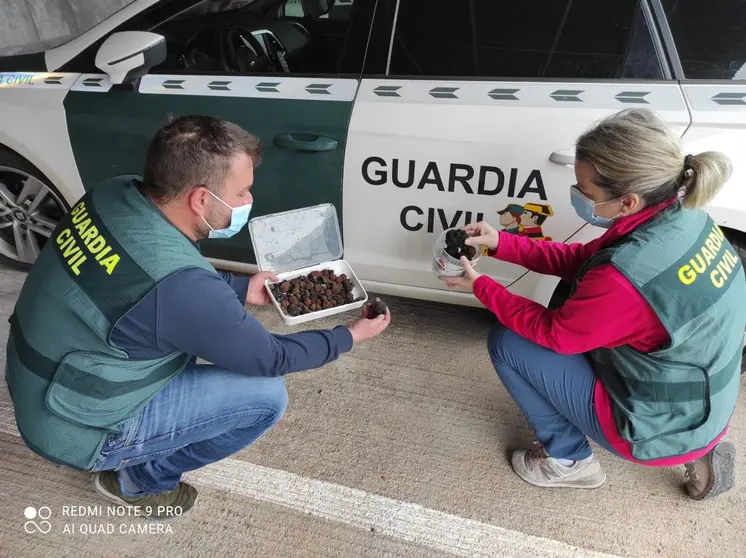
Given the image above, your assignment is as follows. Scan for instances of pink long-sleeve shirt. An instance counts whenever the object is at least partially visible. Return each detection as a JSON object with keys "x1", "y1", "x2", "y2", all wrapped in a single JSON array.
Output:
[{"x1": 473, "y1": 197, "x2": 726, "y2": 466}]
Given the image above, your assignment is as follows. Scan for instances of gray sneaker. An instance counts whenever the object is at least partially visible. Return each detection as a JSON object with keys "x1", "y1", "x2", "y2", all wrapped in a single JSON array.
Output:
[
  {"x1": 511, "y1": 447, "x2": 607, "y2": 489},
  {"x1": 93, "y1": 470, "x2": 198, "y2": 520},
  {"x1": 684, "y1": 441, "x2": 736, "y2": 500}
]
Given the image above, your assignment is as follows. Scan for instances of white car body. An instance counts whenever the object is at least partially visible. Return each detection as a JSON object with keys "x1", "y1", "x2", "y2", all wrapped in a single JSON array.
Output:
[{"x1": 0, "y1": 0, "x2": 744, "y2": 312}]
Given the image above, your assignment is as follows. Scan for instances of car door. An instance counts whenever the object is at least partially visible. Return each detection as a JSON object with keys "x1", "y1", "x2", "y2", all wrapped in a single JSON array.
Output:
[
  {"x1": 59, "y1": 0, "x2": 375, "y2": 267},
  {"x1": 342, "y1": 0, "x2": 691, "y2": 300}
]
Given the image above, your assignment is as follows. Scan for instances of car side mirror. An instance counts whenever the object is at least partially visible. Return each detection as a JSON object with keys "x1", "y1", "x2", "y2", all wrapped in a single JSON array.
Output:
[{"x1": 95, "y1": 31, "x2": 166, "y2": 86}]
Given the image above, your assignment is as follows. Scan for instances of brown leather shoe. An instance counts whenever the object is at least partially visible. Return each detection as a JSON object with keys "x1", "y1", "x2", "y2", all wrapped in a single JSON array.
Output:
[
  {"x1": 93, "y1": 471, "x2": 198, "y2": 519},
  {"x1": 684, "y1": 442, "x2": 736, "y2": 500}
]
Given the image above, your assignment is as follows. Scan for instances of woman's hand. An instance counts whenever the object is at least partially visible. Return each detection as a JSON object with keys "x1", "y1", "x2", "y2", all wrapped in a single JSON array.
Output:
[
  {"x1": 246, "y1": 272, "x2": 280, "y2": 306},
  {"x1": 440, "y1": 256, "x2": 483, "y2": 291},
  {"x1": 463, "y1": 221, "x2": 499, "y2": 251}
]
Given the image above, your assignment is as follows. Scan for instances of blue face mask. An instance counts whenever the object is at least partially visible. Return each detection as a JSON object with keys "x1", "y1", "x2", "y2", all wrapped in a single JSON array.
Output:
[
  {"x1": 570, "y1": 185, "x2": 620, "y2": 229},
  {"x1": 202, "y1": 190, "x2": 252, "y2": 239}
]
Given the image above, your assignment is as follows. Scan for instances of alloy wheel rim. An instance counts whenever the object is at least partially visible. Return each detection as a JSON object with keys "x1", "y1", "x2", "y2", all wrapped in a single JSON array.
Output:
[{"x1": 0, "y1": 166, "x2": 66, "y2": 264}]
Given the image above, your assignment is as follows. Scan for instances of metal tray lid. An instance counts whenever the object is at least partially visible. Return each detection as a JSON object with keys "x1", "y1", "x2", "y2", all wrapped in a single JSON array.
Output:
[{"x1": 248, "y1": 203, "x2": 343, "y2": 273}]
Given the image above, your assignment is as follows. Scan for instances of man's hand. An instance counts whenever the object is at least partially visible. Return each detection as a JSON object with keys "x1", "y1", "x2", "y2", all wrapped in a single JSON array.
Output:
[
  {"x1": 463, "y1": 221, "x2": 499, "y2": 251},
  {"x1": 347, "y1": 302, "x2": 391, "y2": 344},
  {"x1": 439, "y1": 256, "x2": 483, "y2": 291},
  {"x1": 246, "y1": 272, "x2": 280, "y2": 306}
]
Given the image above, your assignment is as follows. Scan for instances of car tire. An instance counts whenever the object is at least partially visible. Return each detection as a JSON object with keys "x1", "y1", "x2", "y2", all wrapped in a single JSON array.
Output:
[
  {"x1": 728, "y1": 228, "x2": 746, "y2": 267},
  {"x1": 548, "y1": 278, "x2": 572, "y2": 309},
  {"x1": 0, "y1": 146, "x2": 70, "y2": 271}
]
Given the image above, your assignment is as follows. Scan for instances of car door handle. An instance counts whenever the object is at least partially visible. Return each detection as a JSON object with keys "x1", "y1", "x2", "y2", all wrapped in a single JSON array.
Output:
[
  {"x1": 273, "y1": 133, "x2": 338, "y2": 152},
  {"x1": 549, "y1": 150, "x2": 575, "y2": 166}
]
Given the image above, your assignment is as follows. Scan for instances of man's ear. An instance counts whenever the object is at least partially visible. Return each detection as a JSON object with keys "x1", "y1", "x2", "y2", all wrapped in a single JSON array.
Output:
[{"x1": 187, "y1": 186, "x2": 208, "y2": 215}]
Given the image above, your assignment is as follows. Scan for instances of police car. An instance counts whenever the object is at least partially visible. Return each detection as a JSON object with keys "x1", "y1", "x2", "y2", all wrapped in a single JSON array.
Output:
[{"x1": 0, "y1": 0, "x2": 744, "y2": 319}]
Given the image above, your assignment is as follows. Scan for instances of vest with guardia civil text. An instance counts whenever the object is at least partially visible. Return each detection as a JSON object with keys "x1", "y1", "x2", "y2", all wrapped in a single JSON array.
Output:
[
  {"x1": 5, "y1": 175, "x2": 215, "y2": 470},
  {"x1": 571, "y1": 201, "x2": 745, "y2": 461}
]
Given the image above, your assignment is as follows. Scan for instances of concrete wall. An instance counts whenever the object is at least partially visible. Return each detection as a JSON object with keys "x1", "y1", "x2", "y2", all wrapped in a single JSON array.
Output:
[{"x1": 0, "y1": 0, "x2": 132, "y2": 49}]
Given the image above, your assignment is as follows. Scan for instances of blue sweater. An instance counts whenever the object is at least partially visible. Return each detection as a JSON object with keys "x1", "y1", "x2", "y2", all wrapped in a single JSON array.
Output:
[{"x1": 110, "y1": 268, "x2": 354, "y2": 376}]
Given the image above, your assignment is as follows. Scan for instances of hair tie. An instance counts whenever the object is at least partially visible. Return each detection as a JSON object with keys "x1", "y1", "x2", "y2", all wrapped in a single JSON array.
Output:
[{"x1": 684, "y1": 154, "x2": 693, "y2": 171}]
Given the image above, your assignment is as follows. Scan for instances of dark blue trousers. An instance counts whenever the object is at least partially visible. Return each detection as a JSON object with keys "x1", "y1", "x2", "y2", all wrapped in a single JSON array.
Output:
[{"x1": 488, "y1": 324, "x2": 619, "y2": 461}]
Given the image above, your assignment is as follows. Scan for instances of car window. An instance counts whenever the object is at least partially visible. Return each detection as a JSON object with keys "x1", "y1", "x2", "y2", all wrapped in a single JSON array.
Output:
[
  {"x1": 64, "y1": 0, "x2": 370, "y2": 76},
  {"x1": 387, "y1": 0, "x2": 664, "y2": 80},
  {"x1": 0, "y1": 35, "x2": 78, "y2": 57},
  {"x1": 661, "y1": 0, "x2": 746, "y2": 80},
  {"x1": 0, "y1": 1, "x2": 139, "y2": 54}
]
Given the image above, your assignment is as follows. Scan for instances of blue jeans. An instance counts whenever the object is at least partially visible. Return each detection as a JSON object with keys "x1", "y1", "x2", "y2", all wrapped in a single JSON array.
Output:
[
  {"x1": 91, "y1": 364, "x2": 288, "y2": 494},
  {"x1": 487, "y1": 324, "x2": 619, "y2": 461}
]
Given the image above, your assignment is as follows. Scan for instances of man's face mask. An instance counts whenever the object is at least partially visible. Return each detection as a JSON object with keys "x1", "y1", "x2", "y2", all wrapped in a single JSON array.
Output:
[
  {"x1": 570, "y1": 185, "x2": 621, "y2": 229},
  {"x1": 202, "y1": 189, "x2": 252, "y2": 239}
]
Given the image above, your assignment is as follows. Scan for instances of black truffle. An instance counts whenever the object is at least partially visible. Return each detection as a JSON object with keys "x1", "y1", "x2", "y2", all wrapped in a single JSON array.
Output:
[
  {"x1": 462, "y1": 244, "x2": 477, "y2": 259},
  {"x1": 269, "y1": 269, "x2": 364, "y2": 317},
  {"x1": 444, "y1": 228, "x2": 476, "y2": 261},
  {"x1": 367, "y1": 298, "x2": 387, "y2": 318}
]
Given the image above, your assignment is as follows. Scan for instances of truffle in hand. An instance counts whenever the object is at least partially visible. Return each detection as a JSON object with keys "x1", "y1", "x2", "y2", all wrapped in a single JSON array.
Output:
[
  {"x1": 444, "y1": 228, "x2": 476, "y2": 260},
  {"x1": 366, "y1": 298, "x2": 387, "y2": 319}
]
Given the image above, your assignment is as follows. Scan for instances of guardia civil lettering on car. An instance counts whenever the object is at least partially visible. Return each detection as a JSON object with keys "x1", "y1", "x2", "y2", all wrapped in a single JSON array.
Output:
[
  {"x1": 0, "y1": 0, "x2": 744, "y2": 365},
  {"x1": 360, "y1": 157, "x2": 547, "y2": 234}
]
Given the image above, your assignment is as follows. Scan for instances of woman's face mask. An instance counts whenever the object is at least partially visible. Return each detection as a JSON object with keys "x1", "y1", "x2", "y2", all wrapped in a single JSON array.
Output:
[{"x1": 570, "y1": 185, "x2": 621, "y2": 229}]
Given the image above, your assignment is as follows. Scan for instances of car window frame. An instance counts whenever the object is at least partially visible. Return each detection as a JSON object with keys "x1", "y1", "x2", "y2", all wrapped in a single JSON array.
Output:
[
  {"x1": 648, "y1": 0, "x2": 685, "y2": 80},
  {"x1": 59, "y1": 0, "x2": 380, "y2": 79},
  {"x1": 365, "y1": 0, "x2": 677, "y2": 83},
  {"x1": 650, "y1": 0, "x2": 746, "y2": 85}
]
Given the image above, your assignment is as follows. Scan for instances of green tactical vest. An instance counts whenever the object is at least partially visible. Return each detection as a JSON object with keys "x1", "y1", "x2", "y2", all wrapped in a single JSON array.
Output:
[
  {"x1": 4, "y1": 175, "x2": 216, "y2": 471},
  {"x1": 571, "y1": 201, "x2": 745, "y2": 461}
]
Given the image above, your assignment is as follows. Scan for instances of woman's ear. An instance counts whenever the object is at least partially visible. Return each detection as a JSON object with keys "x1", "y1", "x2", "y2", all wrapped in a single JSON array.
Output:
[{"x1": 621, "y1": 192, "x2": 642, "y2": 214}]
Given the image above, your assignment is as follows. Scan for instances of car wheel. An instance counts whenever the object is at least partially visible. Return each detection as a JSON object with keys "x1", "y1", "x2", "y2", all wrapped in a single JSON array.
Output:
[
  {"x1": 729, "y1": 229, "x2": 746, "y2": 267},
  {"x1": 548, "y1": 278, "x2": 572, "y2": 309},
  {"x1": 0, "y1": 147, "x2": 69, "y2": 271}
]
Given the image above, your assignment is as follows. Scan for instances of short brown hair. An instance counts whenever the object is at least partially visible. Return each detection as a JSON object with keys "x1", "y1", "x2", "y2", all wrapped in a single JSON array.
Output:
[{"x1": 141, "y1": 115, "x2": 262, "y2": 203}]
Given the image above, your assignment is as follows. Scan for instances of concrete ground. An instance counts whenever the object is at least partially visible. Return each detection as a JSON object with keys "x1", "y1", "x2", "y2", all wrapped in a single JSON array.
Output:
[{"x1": 0, "y1": 264, "x2": 743, "y2": 557}]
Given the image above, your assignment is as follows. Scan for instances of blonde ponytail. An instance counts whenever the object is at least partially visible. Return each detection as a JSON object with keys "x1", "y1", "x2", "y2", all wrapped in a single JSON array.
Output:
[
  {"x1": 680, "y1": 151, "x2": 733, "y2": 209},
  {"x1": 576, "y1": 109, "x2": 733, "y2": 210}
]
